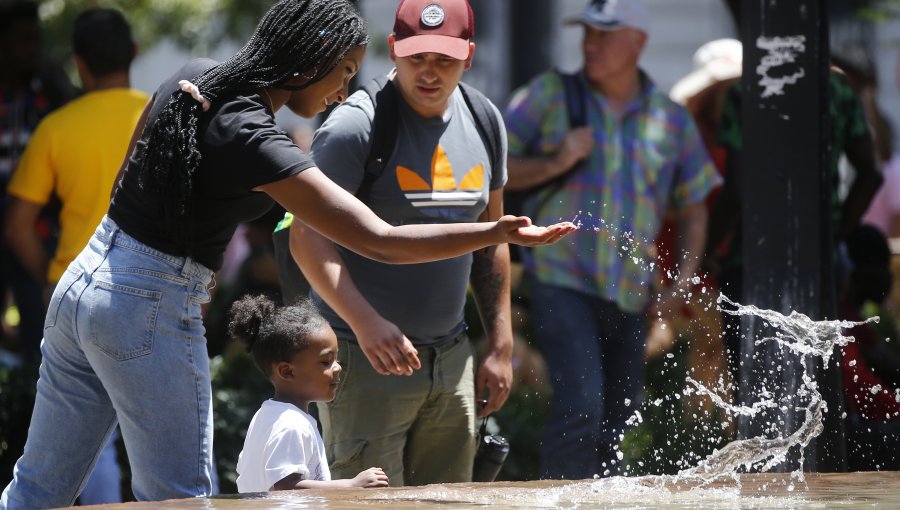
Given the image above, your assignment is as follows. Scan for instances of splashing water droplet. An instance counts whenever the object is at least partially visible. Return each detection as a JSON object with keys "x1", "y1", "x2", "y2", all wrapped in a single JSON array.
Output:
[{"x1": 677, "y1": 293, "x2": 877, "y2": 482}]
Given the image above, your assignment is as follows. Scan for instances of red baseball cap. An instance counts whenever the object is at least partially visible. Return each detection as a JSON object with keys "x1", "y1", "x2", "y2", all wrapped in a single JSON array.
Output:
[{"x1": 393, "y1": 0, "x2": 474, "y2": 60}]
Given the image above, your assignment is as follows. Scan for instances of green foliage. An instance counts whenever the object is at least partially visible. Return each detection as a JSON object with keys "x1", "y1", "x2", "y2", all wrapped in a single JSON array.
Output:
[
  {"x1": 858, "y1": 0, "x2": 900, "y2": 22},
  {"x1": 464, "y1": 288, "x2": 549, "y2": 481},
  {"x1": 35, "y1": 0, "x2": 274, "y2": 60},
  {"x1": 0, "y1": 362, "x2": 39, "y2": 486},
  {"x1": 492, "y1": 387, "x2": 550, "y2": 481}
]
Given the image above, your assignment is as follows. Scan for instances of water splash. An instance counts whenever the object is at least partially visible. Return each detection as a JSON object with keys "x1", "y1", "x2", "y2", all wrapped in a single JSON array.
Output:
[
  {"x1": 678, "y1": 293, "x2": 877, "y2": 482},
  {"x1": 539, "y1": 218, "x2": 879, "y2": 485}
]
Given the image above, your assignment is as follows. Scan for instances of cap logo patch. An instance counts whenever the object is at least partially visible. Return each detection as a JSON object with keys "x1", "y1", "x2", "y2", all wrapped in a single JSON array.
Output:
[{"x1": 421, "y1": 4, "x2": 445, "y2": 27}]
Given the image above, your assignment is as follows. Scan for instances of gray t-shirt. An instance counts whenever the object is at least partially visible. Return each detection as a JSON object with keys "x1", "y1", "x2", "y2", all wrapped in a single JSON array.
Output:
[{"x1": 310, "y1": 79, "x2": 507, "y2": 345}]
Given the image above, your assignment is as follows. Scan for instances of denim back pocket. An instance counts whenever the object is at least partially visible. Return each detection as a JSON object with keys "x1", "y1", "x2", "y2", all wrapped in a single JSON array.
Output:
[{"x1": 89, "y1": 280, "x2": 162, "y2": 361}]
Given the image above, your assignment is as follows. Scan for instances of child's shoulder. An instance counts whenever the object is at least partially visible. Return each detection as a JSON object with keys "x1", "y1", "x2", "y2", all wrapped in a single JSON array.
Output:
[{"x1": 260, "y1": 401, "x2": 318, "y2": 434}]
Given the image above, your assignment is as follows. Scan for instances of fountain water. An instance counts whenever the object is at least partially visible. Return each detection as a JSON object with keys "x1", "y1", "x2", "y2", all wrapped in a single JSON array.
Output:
[{"x1": 679, "y1": 293, "x2": 877, "y2": 482}]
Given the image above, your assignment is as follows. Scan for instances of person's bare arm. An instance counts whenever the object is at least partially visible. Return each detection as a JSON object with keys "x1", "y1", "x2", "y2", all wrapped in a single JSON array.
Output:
[
  {"x1": 674, "y1": 202, "x2": 709, "y2": 284},
  {"x1": 271, "y1": 467, "x2": 388, "y2": 490},
  {"x1": 506, "y1": 127, "x2": 594, "y2": 191},
  {"x1": 839, "y1": 136, "x2": 883, "y2": 242},
  {"x1": 111, "y1": 96, "x2": 154, "y2": 199},
  {"x1": 259, "y1": 167, "x2": 576, "y2": 265},
  {"x1": 652, "y1": 202, "x2": 709, "y2": 318},
  {"x1": 3, "y1": 196, "x2": 49, "y2": 284},
  {"x1": 470, "y1": 188, "x2": 513, "y2": 416},
  {"x1": 291, "y1": 220, "x2": 421, "y2": 376}
]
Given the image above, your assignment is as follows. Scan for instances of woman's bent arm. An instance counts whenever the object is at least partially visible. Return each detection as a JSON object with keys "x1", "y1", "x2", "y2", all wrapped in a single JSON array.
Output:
[{"x1": 259, "y1": 167, "x2": 574, "y2": 264}]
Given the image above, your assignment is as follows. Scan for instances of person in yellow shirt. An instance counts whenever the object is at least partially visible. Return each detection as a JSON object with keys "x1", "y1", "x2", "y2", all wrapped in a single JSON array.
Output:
[
  {"x1": 1, "y1": 8, "x2": 148, "y2": 506},
  {"x1": 4, "y1": 8, "x2": 148, "y2": 298}
]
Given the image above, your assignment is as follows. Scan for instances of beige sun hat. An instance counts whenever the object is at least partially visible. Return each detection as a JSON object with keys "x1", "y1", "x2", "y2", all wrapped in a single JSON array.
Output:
[{"x1": 670, "y1": 38, "x2": 743, "y2": 105}]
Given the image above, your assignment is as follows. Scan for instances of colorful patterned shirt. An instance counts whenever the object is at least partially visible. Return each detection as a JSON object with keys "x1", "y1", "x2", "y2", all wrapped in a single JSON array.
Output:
[
  {"x1": 505, "y1": 70, "x2": 720, "y2": 312},
  {"x1": 716, "y1": 71, "x2": 871, "y2": 270}
]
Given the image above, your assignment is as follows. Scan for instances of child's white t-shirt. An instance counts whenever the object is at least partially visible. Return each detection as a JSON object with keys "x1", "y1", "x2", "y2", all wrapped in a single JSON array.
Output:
[{"x1": 236, "y1": 399, "x2": 331, "y2": 493}]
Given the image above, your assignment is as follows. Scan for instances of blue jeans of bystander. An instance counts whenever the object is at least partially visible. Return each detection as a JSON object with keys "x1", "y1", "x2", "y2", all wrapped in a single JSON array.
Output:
[
  {"x1": 528, "y1": 275, "x2": 646, "y2": 480},
  {"x1": 0, "y1": 216, "x2": 214, "y2": 509}
]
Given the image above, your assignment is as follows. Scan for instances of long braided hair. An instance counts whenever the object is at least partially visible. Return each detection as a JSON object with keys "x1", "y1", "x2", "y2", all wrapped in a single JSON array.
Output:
[{"x1": 139, "y1": 0, "x2": 368, "y2": 239}]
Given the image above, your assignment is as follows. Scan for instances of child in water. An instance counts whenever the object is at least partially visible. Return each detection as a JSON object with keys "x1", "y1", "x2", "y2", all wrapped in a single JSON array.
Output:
[{"x1": 229, "y1": 294, "x2": 389, "y2": 492}]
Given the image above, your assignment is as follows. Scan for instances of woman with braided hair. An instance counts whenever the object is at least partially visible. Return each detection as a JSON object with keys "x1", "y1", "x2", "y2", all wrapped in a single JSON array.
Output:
[{"x1": 0, "y1": 1, "x2": 574, "y2": 507}]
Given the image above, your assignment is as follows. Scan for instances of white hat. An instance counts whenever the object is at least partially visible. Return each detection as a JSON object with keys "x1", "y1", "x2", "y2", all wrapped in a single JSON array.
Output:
[
  {"x1": 565, "y1": 0, "x2": 650, "y2": 34},
  {"x1": 670, "y1": 38, "x2": 743, "y2": 104}
]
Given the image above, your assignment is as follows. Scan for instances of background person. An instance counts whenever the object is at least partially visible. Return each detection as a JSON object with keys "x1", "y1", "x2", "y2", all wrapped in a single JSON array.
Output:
[
  {"x1": 503, "y1": 0, "x2": 720, "y2": 479},
  {"x1": 3, "y1": 10, "x2": 148, "y2": 503},
  {"x1": 4, "y1": 7, "x2": 146, "y2": 314},
  {"x1": 293, "y1": 0, "x2": 513, "y2": 485},
  {"x1": 0, "y1": 0, "x2": 75, "y2": 361},
  {"x1": 0, "y1": 0, "x2": 573, "y2": 507},
  {"x1": 839, "y1": 225, "x2": 900, "y2": 471}
]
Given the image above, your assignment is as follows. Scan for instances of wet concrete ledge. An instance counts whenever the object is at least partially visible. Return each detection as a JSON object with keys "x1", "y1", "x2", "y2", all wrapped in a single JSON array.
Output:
[{"x1": 77, "y1": 471, "x2": 900, "y2": 509}]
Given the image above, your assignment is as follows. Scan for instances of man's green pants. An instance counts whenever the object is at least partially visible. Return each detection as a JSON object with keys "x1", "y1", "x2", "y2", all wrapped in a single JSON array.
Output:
[{"x1": 319, "y1": 334, "x2": 477, "y2": 485}]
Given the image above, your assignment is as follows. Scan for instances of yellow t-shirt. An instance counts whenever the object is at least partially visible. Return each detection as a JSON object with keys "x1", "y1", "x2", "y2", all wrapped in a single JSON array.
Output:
[{"x1": 8, "y1": 88, "x2": 149, "y2": 283}]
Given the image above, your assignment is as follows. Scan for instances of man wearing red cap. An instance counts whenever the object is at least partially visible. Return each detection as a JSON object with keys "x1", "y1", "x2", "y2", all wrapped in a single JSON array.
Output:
[{"x1": 292, "y1": 0, "x2": 512, "y2": 485}]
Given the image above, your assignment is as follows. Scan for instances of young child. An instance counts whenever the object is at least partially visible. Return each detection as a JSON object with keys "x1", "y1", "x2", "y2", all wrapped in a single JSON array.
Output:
[{"x1": 229, "y1": 294, "x2": 389, "y2": 492}]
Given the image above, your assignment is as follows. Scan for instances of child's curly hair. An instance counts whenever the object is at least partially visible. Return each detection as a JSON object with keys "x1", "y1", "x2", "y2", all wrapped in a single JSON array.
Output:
[{"x1": 228, "y1": 294, "x2": 328, "y2": 377}]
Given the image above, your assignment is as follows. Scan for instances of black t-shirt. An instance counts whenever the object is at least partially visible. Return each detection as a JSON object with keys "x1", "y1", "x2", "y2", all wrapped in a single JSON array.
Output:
[{"x1": 109, "y1": 59, "x2": 315, "y2": 270}]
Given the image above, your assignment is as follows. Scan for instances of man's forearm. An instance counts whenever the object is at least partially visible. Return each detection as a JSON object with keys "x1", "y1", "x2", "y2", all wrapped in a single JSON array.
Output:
[
  {"x1": 675, "y1": 204, "x2": 709, "y2": 285},
  {"x1": 840, "y1": 172, "x2": 883, "y2": 241},
  {"x1": 470, "y1": 243, "x2": 513, "y2": 354},
  {"x1": 507, "y1": 154, "x2": 573, "y2": 191},
  {"x1": 290, "y1": 220, "x2": 379, "y2": 332},
  {"x1": 3, "y1": 200, "x2": 49, "y2": 284},
  {"x1": 6, "y1": 233, "x2": 48, "y2": 284}
]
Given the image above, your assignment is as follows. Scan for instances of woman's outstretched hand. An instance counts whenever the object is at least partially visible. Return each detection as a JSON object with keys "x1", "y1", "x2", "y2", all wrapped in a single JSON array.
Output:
[{"x1": 497, "y1": 215, "x2": 577, "y2": 246}]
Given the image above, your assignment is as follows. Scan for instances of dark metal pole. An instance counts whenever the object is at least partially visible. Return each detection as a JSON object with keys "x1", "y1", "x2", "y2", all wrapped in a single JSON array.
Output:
[
  {"x1": 508, "y1": 0, "x2": 553, "y2": 90},
  {"x1": 739, "y1": 0, "x2": 846, "y2": 471}
]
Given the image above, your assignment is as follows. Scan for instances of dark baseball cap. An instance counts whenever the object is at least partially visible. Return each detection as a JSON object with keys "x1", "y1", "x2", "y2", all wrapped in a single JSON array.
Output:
[{"x1": 393, "y1": 0, "x2": 474, "y2": 60}]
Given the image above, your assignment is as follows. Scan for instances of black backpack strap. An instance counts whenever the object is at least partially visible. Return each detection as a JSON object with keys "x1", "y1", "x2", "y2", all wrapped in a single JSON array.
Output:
[
  {"x1": 458, "y1": 82, "x2": 503, "y2": 180},
  {"x1": 273, "y1": 76, "x2": 397, "y2": 304},
  {"x1": 357, "y1": 79, "x2": 502, "y2": 203},
  {"x1": 559, "y1": 69, "x2": 587, "y2": 128},
  {"x1": 357, "y1": 75, "x2": 400, "y2": 202},
  {"x1": 525, "y1": 70, "x2": 589, "y2": 217}
]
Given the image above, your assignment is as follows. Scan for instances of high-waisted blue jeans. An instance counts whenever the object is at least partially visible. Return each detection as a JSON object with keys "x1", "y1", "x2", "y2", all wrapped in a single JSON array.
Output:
[
  {"x1": 528, "y1": 275, "x2": 646, "y2": 480},
  {"x1": 1, "y1": 216, "x2": 214, "y2": 509}
]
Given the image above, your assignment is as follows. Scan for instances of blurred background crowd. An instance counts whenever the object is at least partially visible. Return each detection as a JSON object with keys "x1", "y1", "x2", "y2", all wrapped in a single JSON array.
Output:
[{"x1": 1, "y1": 0, "x2": 900, "y2": 503}]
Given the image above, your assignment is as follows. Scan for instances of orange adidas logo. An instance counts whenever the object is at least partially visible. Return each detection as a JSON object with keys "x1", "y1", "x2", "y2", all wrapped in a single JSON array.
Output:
[{"x1": 396, "y1": 144, "x2": 484, "y2": 208}]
